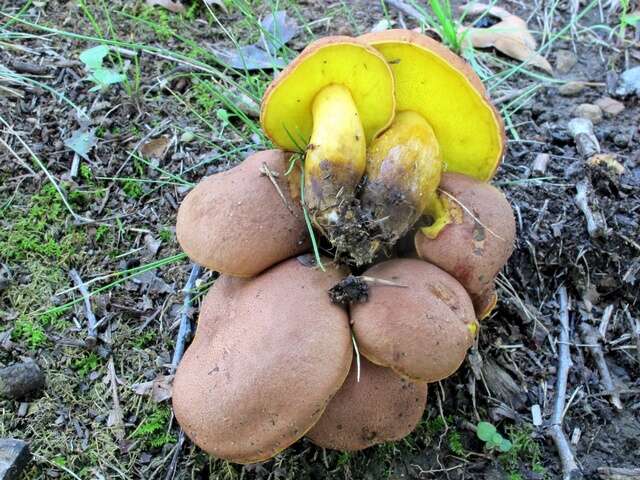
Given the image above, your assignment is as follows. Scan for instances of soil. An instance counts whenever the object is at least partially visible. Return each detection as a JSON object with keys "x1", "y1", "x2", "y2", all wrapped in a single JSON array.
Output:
[{"x1": 1, "y1": 1, "x2": 639, "y2": 480}]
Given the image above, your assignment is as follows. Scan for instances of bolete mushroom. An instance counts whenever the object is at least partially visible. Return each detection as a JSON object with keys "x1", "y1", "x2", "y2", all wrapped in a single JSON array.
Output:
[
  {"x1": 414, "y1": 173, "x2": 516, "y2": 319},
  {"x1": 176, "y1": 149, "x2": 309, "y2": 277},
  {"x1": 351, "y1": 258, "x2": 476, "y2": 382},
  {"x1": 260, "y1": 36, "x2": 396, "y2": 257},
  {"x1": 173, "y1": 256, "x2": 352, "y2": 463},
  {"x1": 306, "y1": 356, "x2": 427, "y2": 451},
  {"x1": 356, "y1": 29, "x2": 506, "y2": 249}
]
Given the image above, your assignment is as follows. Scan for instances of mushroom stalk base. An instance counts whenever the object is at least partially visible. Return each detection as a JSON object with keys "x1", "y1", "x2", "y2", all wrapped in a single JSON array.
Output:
[
  {"x1": 304, "y1": 84, "x2": 366, "y2": 227},
  {"x1": 355, "y1": 110, "x2": 448, "y2": 264}
]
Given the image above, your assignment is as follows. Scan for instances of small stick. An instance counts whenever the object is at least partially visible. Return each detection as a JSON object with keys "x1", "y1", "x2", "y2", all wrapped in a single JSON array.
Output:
[
  {"x1": 596, "y1": 467, "x2": 640, "y2": 479},
  {"x1": 106, "y1": 357, "x2": 125, "y2": 440},
  {"x1": 69, "y1": 269, "x2": 98, "y2": 348},
  {"x1": 164, "y1": 264, "x2": 202, "y2": 480},
  {"x1": 575, "y1": 180, "x2": 607, "y2": 238},
  {"x1": 579, "y1": 323, "x2": 623, "y2": 410},
  {"x1": 385, "y1": 0, "x2": 424, "y2": 21},
  {"x1": 260, "y1": 162, "x2": 294, "y2": 215},
  {"x1": 547, "y1": 287, "x2": 582, "y2": 480},
  {"x1": 532, "y1": 153, "x2": 551, "y2": 175},
  {"x1": 358, "y1": 275, "x2": 408, "y2": 288},
  {"x1": 170, "y1": 264, "x2": 202, "y2": 371}
]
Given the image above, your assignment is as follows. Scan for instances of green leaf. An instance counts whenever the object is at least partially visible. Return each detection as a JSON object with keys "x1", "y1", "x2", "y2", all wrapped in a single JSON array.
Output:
[
  {"x1": 622, "y1": 12, "x2": 640, "y2": 27},
  {"x1": 476, "y1": 422, "x2": 496, "y2": 441},
  {"x1": 88, "y1": 69, "x2": 127, "y2": 91},
  {"x1": 499, "y1": 439, "x2": 513, "y2": 452},
  {"x1": 80, "y1": 45, "x2": 109, "y2": 71},
  {"x1": 491, "y1": 432, "x2": 504, "y2": 444},
  {"x1": 64, "y1": 128, "x2": 97, "y2": 160}
]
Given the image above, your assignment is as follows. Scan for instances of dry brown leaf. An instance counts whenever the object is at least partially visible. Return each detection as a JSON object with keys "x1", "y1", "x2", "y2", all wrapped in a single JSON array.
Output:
[
  {"x1": 459, "y1": 3, "x2": 553, "y2": 74},
  {"x1": 140, "y1": 136, "x2": 171, "y2": 160},
  {"x1": 145, "y1": 0, "x2": 185, "y2": 13},
  {"x1": 204, "y1": 0, "x2": 229, "y2": 13}
]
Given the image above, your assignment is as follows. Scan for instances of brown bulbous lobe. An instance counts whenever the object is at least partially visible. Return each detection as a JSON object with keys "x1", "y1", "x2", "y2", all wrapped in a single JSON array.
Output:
[
  {"x1": 173, "y1": 257, "x2": 352, "y2": 464},
  {"x1": 306, "y1": 356, "x2": 427, "y2": 451},
  {"x1": 415, "y1": 173, "x2": 516, "y2": 317},
  {"x1": 351, "y1": 258, "x2": 476, "y2": 382},
  {"x1": 176, "y1": 149, "x2": 309, "y2": 277}
]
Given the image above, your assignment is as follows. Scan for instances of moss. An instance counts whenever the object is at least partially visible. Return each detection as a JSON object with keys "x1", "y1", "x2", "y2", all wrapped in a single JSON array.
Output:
[
  {"x1": 131, "y1": 406, "x2": 176, "y2": 449},
  {"x1": 500, "y1": 425, "x2": 547, "y2": 478}
]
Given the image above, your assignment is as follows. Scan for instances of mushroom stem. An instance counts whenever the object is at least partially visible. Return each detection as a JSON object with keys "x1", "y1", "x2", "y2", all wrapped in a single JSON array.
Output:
[
  {"x1": 305, "y1": 84, "x2": 366, "y2": 227},
  {"x1": 361, "y1": 111, "x2": 448, "y2": 252}
]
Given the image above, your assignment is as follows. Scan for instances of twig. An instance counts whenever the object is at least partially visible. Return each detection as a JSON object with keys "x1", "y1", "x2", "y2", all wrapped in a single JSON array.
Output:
[
  {"x1": 384, "y1": 0, "x2": 424, "y2": 21},
  {"x1": 163, "y1": 430, "x2": 186, "y2": 480},
  {"x1": 579, "y1": 322, "x2": 623, "y2": 410},
  {"x1": 547, "y1": 287, "x2": 582, "y2": 480},
  {"x1": 358, "y1": 275, "x2": 408, "y2": 288},
  {"x1": 260, "y1": 161, "x2": 294, "y2": 215},
  {"x1": 164, "y1": 264, "x2": 201, "y2": 480},
  {"x1": 575, "y1": 180, "x2": 607, "y2": 238},
  {"x1": 106, "y1": 357, "x2": 125, "y2": 440},
  {"x1": 596, "y1": 467, "x2": 640, "y2": 479},
  {"x1": 170, "y1": 264, "x2": 202, "y2": 371},
  {"x1": 69, "y1": 269, "x2": 98, "y2": 348}
]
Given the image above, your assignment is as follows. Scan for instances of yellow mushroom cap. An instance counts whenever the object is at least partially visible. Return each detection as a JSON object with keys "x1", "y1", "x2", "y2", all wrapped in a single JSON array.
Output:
[
  {"x1": 359, "y1": 29, "x2": 506, "y2": 181},
  {"x1": 260, "y1": 36, "x2": 396, "y2": 149}
]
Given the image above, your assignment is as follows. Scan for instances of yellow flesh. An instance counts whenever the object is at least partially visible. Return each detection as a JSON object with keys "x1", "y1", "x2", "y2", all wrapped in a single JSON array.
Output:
[
  {"x1": 366, "y1": 111, "x2": 449, "y2": 237},
  {"x1": 261, "y1": 43, "x2": 395, "y2": 150},
  {"x1": 367, "y1": 42, "x2": 502, "y2": 181},
  {"x1": 305, "y1": 85, "x2": 366, "y2": 215}
]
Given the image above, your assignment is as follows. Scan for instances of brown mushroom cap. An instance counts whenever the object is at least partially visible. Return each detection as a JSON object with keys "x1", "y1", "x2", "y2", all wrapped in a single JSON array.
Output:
[
  {"x1": 173, "y1": 257, "x2": 352, "y2": 464},
  {"x1": 414, "y1": 173, "x2": 516, "y2": 316},
  {"x1": 351, "y1": 258, "x2": 476, "y2": 382},
  {"x1": 306, "y1": 356, "x2": 427, "y2": 451},
  {"x1": 176, "y1": 150, "x2": 310, "y2": 277}
]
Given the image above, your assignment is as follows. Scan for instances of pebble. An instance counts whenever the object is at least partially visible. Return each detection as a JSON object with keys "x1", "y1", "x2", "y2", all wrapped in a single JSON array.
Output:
[
  {"x1": 559, "y1": 81, "x2": 586, "y2": 96},
  {"x1": 0, "y1": 439, "x2": 31, "y2": 480},
  {"x1": 594, "y1": 97, "x2": 625, "y2": 117},
  {"x1": 613, "y1": 133, "x2": 630, "y2": 148},
  {"x1": 555, "y1": 49, "x2": 578, "y2": 74},
  {"x1": 574, "y1": 103, "x2": 603, "y2": 124}
]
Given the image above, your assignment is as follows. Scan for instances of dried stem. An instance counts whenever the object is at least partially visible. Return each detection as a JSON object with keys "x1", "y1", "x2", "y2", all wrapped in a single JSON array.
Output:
[
  {"x1": 579, "y1": 322, "x2": 623, "y2": 410},
  {"x1": 69, "y1": 269, "x2": 98, "y2": 348},
  {"x1": 574, "y1": 180, "x2": 606, "y2": 238},
  {"x1": 548, "y1": 287, "x2": 582, "y2": 480},
  {"x1": 170, "y1": 264, "x2": 202, "y2": 371}
]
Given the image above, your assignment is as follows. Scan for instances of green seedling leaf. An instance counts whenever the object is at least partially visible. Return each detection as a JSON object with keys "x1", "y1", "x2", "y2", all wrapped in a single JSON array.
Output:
[
  {"x1": 216, "y1": 108, "x2": 231, "y2": 126},
  {"x1": 88, "y1": 69, "x2": 127, "y2": 92},
  {"x1": 476, "y1": 422, "x2": 497, "y2": 441},
  {"x1": 64, "y1": 127, "x2": 97, "y2": 160},
  {"x1": 499, "y1": 439, "x2": 513, "y2": 452},
  {"x1": 491, "y1": 432, "x2": 504, "y2": 444},
  {"x1": 80, "y1": 45, "x2": 109, "y2": 71}
]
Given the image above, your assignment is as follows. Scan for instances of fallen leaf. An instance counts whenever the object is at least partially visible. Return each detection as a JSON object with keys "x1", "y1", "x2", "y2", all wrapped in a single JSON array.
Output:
[
  {"x1": 130, "y1": 374, "x2": 174, "y2": 402},
  {"x1": 145, "y1": 0, "x2": 185, "y2": 13},
  {"x1": 64, "y1": 127, "x2": 97, "y2": 160},
  {"x1": 214, "y1": 10, "x2": 298, "y2": 71},
  {"x1": 140, "y1": 136, "x2": 171, "y2": 160},
  {"x1": 459, "y1": 3, "x2": 553, "y2": 74},
  {"x1": 587, "y1": 153, "x2": 625, "y2": 175},
  {"x1": 204, "y1": 0, "x2": 228, "y2": 12},
  {"x1": 152, "y1": 374, "x2": 174, "y2": 402}
]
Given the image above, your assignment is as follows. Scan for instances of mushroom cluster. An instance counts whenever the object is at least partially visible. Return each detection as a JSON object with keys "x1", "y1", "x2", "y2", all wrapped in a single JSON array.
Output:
[{"x1": 173, "y1": 30, "x2": 516, "y2": 462}]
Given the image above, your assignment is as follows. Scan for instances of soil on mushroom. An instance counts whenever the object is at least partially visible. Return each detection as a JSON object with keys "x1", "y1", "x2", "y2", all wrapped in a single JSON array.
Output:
[{"x1": 1, "y1": 0, "x2": 639, "y2": 479}]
